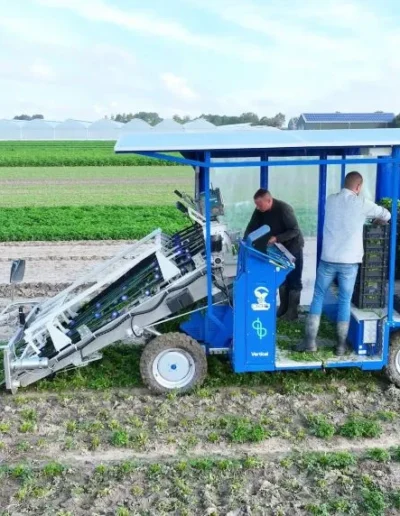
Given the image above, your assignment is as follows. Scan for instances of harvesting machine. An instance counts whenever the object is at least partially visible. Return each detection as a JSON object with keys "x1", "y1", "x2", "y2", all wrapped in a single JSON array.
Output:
[{"x1": 3, "y1": 127, "x2": 400, "y2": 393}]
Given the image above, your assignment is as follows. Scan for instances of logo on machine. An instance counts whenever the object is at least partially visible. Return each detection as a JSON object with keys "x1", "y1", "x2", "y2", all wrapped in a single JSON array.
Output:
[
  {"x1": 252, "y1": 318, "x2": 267, "y2": 339},
  {"x1": 251, "y1": 287, "x2": 271, "y2": 311}
]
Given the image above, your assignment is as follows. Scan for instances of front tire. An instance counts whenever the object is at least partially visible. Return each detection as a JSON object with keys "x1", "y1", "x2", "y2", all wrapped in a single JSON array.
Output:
[
  {"x1": 140, "y1": 332, "x2": 207, "y2": 394},
  {"x1": 385, "y1": 332, "x2": 400, "y2": 387}
]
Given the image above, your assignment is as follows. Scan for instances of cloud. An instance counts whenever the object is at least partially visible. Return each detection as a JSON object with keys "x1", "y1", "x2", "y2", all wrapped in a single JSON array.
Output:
[
  {"x1": 2, "y1": 0, "x2": 400, "y2": 121},
  {"x1": 35, "y1": 0, "x2": 272, "y2": 64},
  {"x1": 161, "y1": 73, "x2": 198, "y2": 101},
  {"x1": 30, "y1": 61, "x2": 55, "y2": 81}
]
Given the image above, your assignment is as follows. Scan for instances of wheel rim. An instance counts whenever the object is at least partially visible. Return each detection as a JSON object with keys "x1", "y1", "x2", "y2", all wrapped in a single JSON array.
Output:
[
  {"x1": 395, "y1": 349, "x2": 400, "y2": 376},
  {"x1": 152, "y1": 348, "x2": 196, "y2": 389}
]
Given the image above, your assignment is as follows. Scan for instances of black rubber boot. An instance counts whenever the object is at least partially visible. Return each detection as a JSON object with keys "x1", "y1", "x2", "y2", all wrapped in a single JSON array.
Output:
[
  {"x1": 296, "y1": 314, "x2": 320, "y2": 352},
  {"x1": 277, "y1": 285, "x2": 289, "y2": 318},
  {"x1": 336, "y1": 322, "x2": 349, "y2": 356},
  {"x1": 280, "y1": 290, "x2": 301, "y2": 321}
]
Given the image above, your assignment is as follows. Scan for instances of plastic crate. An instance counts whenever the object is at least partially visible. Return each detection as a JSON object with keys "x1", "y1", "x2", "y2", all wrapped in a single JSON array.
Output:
[
  {"x1": 363, "y1": 251, "x2": 388, "y2": 267},
  {"x1": 352, "y1": 284, "x2": 386, "y2": 309},
  {"x1": 394, "y1": 294, "x2": 400, "y2": 314},
  {"x1": 357, "y1": 265, "x2": 388, "y2": 281},
  {"x1": 364, "y1": 238, "x2": 389, "y2": 251},
  {"x1": 363, "y1": 224, "x2": 390, "y2": 238},
  {"x1": 354, "y1": 278, "x2": 386, "y2": 296}
]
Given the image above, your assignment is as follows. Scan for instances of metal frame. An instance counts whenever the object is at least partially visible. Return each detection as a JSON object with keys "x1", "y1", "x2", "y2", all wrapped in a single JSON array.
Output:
[{"x1": 124, "y1": 143, "x2": 400, "y2": 372}]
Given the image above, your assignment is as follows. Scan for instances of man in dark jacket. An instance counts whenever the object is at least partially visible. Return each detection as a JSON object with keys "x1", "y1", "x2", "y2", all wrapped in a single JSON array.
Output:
[{"x1": 244, "y1": 188, "x2": 304, "y2": 320}]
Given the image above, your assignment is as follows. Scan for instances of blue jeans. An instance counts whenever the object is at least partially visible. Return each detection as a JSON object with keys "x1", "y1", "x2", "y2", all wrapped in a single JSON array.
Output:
[{"x1": 309, "y1": 261, "x2": 359, "y2": 322}]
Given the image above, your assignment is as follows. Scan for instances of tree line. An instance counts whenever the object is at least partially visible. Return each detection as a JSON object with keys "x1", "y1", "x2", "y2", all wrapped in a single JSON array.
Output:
[
  {"x1": 11, "y1": 112, "x2": 400, "y2": 129},
  {"x1": 13, "y1": 114, "x2": 44, "y2": 121},
  {"x1": 110, "y1": 111, "x2": 287, "y2": 128}
]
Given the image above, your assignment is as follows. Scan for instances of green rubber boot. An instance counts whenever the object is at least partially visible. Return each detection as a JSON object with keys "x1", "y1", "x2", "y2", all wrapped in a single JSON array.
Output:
[
  {"x1": 277, "y1": 285, "x2": 289, "y2": 318},
  {"x1": 336, "y1": 322, "x2": 349, "y2": 356},
  {"x1": 296, "y1": 314, "x2": 320, "y2": 352}
]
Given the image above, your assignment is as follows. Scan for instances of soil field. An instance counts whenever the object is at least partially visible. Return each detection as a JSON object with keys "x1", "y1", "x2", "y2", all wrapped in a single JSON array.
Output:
[
  {"x1": 1, "y1": 379, "x2": 400, "y2": 515},
  {"x1": 0, "y1": 240, "x2": 399, "y2": 514}
]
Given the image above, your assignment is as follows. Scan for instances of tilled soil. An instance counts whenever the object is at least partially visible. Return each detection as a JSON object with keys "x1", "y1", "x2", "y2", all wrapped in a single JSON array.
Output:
[
  {"x1": 1, "y1": 239, "x2": 399, "y2": 515},
  {"x1": 0, "y1": 387, "x2": 400, "y2": 515}
]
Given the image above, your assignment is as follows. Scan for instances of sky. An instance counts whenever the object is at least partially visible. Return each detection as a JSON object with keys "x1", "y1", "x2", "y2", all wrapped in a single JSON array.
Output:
[{"x1": 1, "y1": 0, "x2": 400, "y2": 123}]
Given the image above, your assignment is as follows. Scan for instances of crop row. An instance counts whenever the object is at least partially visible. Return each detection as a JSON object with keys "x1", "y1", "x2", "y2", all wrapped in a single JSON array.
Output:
[
  {"x1": 0, "y1": 142, "x2": 181, "y2": 167},
  {"x1": 0, "y1": 206, "x2": 187, "y2": 241}
]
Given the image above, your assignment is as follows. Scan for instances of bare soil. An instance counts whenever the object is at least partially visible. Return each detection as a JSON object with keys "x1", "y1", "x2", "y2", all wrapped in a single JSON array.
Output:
[{"x1": 1, "y1": 239, "x2": 399, "y2": 515}]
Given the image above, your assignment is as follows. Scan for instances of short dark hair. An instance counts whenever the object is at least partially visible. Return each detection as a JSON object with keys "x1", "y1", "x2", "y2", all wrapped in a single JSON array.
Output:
[
  {"x1": 344, "y1": 171, "x2": 363, "y2": 189},
  {"x1": 253, "y1": 188, "x2": 271, "y2": 200}
]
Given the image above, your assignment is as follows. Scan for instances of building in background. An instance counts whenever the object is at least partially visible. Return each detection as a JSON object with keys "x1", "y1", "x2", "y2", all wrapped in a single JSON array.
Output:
[{"x1": 296, "y1": 112, "x2": 395, "y2": 130}]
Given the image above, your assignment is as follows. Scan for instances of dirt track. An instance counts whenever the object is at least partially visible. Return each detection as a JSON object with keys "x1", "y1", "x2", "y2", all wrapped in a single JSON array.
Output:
[{"x1": 1, "y1": 240, "x2": 400, "y2": 514}]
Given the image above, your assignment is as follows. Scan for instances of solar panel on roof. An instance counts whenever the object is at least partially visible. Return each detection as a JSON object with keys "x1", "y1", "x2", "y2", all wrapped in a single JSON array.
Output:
[{"x1": 302, "y1": 113, "x2": 395, "y2": 123}]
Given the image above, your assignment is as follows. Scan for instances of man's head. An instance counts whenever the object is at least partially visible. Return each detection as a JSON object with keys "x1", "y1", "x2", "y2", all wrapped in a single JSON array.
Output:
[
  {"x1": 344, "y1": 171, "x2": 363, "y2": 195},
  {"x1": 253, "y1": 188, "x2": 273, "y2": 212}
]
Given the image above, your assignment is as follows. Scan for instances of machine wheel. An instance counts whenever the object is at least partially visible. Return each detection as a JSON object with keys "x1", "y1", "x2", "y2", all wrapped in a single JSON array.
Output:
[
  {"x1": 385, "y1": 332, "x2": 400, "y2": 387},
  {"x1": 140, "y1": 332, "x2": 207, "y2": 394}
]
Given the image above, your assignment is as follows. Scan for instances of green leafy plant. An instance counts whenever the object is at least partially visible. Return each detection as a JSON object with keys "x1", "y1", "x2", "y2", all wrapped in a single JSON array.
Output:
[{"x1": 307, "y1": 414, "x2": 336, "y2": 439}]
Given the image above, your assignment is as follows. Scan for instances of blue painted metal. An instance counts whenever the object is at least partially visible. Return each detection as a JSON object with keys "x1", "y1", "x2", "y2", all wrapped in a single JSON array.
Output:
[
  {"x1": 245, "y1": 225, "x2": 270, "y2": 245},
  {"x1": 387, "y1": 146, "x2": 400, "y2": 327},
  {"x1": 135, "y1": 151, "x2": 204, "y2": 167},
  {"x1": 317, "y1": 152, "x2": 328, "y2": 266},
  {"x1": 260, "y1": 152, "x2": 268, "y2": 189},
  {"x1": 209, "y1": 157, "x2": 397, "y2": 168},
  {"x1": 232, "y1": 233, "x2": 294, "y2": 373},
  {"x1": 203, "y1": 151, "x2": 213, "y2": 339},
  {"x1": 348, "y1": 316, "x2": 380, "y2": 356},
  {"x1": 201, "y1": 152, "x2": 230, "y2": 347},
  {"x1": 181, "y1": 305, "x2": 233, "y2": 348},
  {"x1": 114, "y1": 128, "x2": 400, "y2": 377},
  {"x1": 375, "y1": 161, "x2": 393, "y2": 201},
  {"x1": 341, "y1": 152, "x2": 346, "y2": 188}
]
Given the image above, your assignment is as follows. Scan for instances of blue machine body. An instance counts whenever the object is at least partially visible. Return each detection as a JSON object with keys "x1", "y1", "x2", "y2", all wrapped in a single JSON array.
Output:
[
  {"x1": 115, "y1": 128, "x2": 400, "y2": 376},
  {"x1": 232, "y1": 226, "x2": 294, "y2": 372}
]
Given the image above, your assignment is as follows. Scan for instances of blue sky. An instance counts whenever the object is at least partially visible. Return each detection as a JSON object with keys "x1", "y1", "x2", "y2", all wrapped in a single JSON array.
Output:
[{"x1": 1, "y1": 0, "x2": 400, "y2": 123}]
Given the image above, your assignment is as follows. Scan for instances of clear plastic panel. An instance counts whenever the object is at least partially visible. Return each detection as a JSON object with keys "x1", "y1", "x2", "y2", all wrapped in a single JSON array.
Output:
[
  {"x1": 210, "y1": 157, "x2": 260, "y2": 233},
  {"x1": 210, "y1": 155, "x2": 377, "y2": 306}
]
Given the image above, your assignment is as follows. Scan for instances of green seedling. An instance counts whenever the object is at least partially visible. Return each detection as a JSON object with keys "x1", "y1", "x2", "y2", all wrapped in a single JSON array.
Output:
[
  {"x1": 365, "y1": 448, "x2": 391, "y2": 462},
  {"x1": 42, "y1": 462, "x2": 64, "y2": 478},
  {"x1": 19, "y1": 421, "x2": 35, "y2": 433},
  {"x1": 338, "y1": 416, "x2": 382, "y2": 439},
  {"x1": 111, "y1": 430, "x2": 130, "y2": 447},
  {"x1": 307, "y1": 414, "x2": 336, "y2": 439}
]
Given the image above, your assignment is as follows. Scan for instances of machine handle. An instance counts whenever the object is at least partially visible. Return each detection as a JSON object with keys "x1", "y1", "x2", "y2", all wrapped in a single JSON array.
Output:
[
  {"x1": 245, "y1": 225, "x2": 270, "y2": 245},
  {"x1": 174, "y1": 190, "x2": 183, "y2": 198},
  {"x1": 176, "y1": 201, "x2": 188, "y2": 214}
]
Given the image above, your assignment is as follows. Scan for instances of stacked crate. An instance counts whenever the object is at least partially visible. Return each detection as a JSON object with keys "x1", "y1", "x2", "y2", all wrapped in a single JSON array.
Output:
[{"x1": 352, "y1": 224, "x2": 389, "y2": 309}]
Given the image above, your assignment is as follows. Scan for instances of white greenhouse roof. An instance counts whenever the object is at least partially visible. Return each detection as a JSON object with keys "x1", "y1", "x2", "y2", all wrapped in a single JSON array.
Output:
[
  {"x1": 122, "y1": 119, "x2": 151, "y2": 131},
  {"x1": 153, "y1": 119, "x2": 183, "y2": 132},
  {"x1": 183, "y1": 118, "x2": 216, "y2": 131},
  {"x1": 115, "y1": 128, "x2": 400, "y2": 153}
]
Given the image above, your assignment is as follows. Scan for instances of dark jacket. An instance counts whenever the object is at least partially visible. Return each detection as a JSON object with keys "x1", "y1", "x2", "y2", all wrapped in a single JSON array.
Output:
[{"x1": 244, "y1": 199, "x2": 304, "y2": 254}]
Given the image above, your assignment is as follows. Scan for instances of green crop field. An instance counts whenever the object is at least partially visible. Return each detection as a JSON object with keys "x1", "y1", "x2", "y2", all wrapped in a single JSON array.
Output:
[
  {"x1": 1, "y1": 145, "x2": 399, "y2": 515},
  {"x1": 0, "y1": 166, "x2": 192, "y2": 207},
  {"x1": 0, "y1": 141, "x2": 180, "y2": 167},
  {"x1": 0, "y1": 164, "x2": 320, "y2": 240}
]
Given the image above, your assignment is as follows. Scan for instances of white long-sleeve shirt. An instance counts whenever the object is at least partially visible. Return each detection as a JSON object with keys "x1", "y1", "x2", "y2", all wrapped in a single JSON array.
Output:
[{"x1": 321, "y1": 188, "x2": 391, "y2": 264}]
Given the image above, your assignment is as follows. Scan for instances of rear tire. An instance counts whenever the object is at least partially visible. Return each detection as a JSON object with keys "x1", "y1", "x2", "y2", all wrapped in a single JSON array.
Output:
[
  {"x1": 385, "y1": 332, "x2": 400, "y2": 387},
  {"x1": 140, "y1": 332, "x2": 207, "y2": 394}
]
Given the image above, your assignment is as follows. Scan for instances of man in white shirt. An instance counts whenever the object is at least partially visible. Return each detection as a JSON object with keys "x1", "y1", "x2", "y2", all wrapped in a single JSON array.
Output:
[{"x1": 298, "y1": 171, "x2": 391, "y2": 355}]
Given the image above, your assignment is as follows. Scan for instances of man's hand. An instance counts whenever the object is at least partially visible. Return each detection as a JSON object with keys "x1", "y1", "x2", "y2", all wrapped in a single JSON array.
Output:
[{"x1": 268, "y1": 236, "x2": 277, "y2": 245}]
